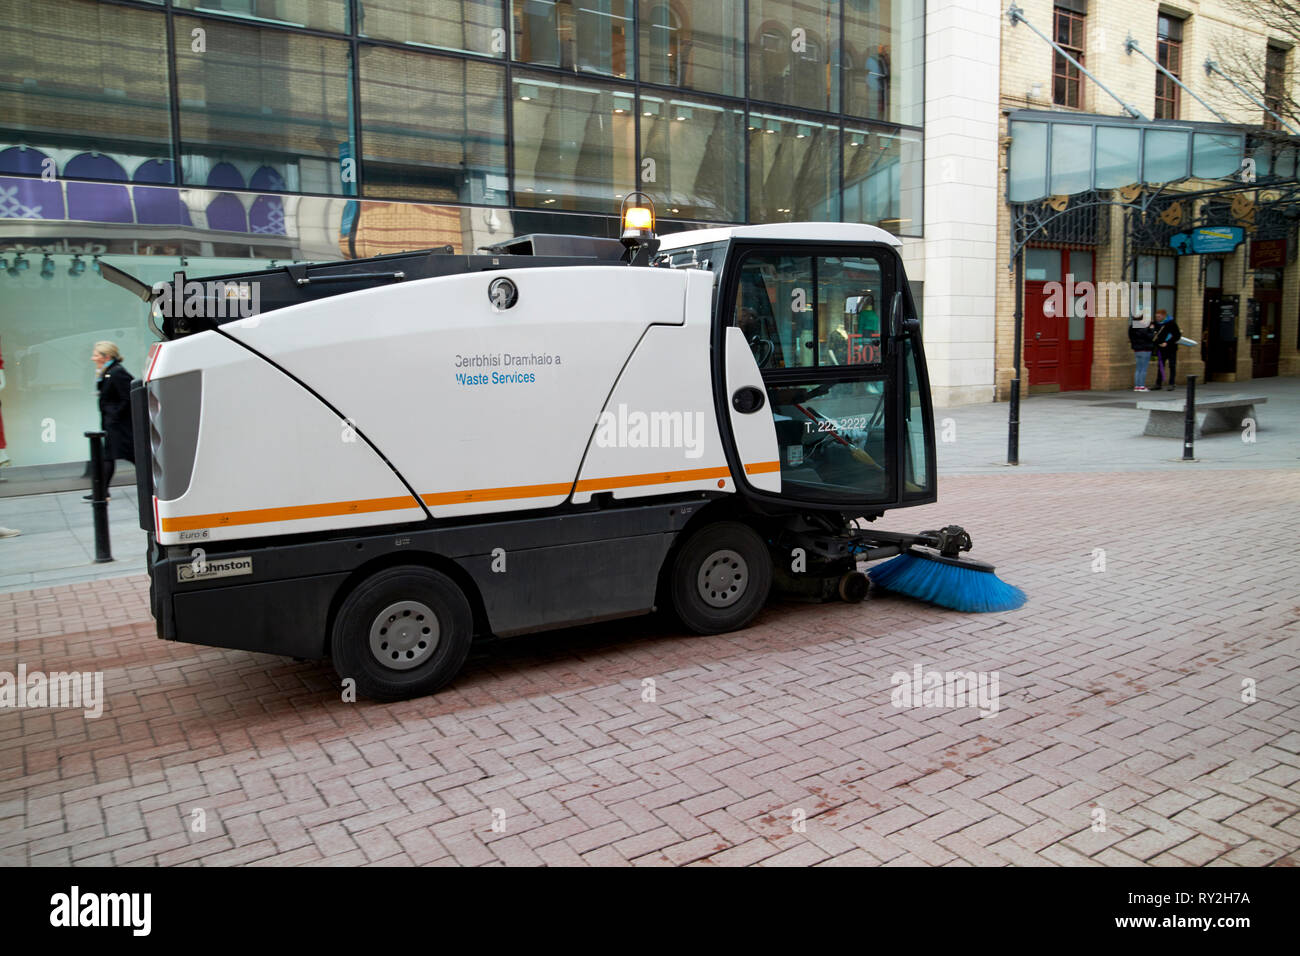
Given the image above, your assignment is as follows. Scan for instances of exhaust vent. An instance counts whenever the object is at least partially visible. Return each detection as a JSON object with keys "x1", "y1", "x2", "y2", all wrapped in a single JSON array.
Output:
[{"x1": 147, "y1": 370, "x2": 202, "y2": 501}]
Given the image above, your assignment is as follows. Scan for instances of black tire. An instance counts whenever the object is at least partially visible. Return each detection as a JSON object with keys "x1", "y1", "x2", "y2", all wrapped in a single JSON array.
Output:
[
  {"x1": 330, "y1": 565, "x2": 473, "y2": 701},
  {"x1": 669, "y1": 521, "x2": 772, "y2": 635}
]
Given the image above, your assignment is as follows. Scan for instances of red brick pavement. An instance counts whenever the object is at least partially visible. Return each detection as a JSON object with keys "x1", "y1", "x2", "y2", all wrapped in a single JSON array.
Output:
[{"x1": 2, "y1": 469, "x2": 1298, "y2": 866}]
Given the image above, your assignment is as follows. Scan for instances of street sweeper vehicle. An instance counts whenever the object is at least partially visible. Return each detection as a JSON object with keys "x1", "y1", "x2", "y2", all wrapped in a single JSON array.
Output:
[{"x1": 104, "y1": 201, "x2": 1024, "y2": 701}]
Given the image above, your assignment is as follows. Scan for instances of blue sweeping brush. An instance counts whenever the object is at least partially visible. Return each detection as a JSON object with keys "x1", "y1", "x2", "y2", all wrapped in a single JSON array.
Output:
[{"x1": 867, "y1": 549, "x2": 1026, "y2": 613}]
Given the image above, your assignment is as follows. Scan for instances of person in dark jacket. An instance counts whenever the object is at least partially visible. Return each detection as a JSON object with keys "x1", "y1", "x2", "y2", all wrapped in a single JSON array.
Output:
[
  {"x1": 1128, "y1": 315, "x2": 1156, "y2": 391},
  {"x1": 1152, "y1": 309, "x2": 1182, "y2": 390},
  {"x1": 89, "y1": 341, "x2": 134, "y2": 500}
]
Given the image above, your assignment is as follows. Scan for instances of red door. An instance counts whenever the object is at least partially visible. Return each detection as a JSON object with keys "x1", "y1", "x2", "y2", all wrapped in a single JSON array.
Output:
[
  {"x1": 1024, "y1": 249, "x2": 1094, "y2": 391},
  {"x1": 1025, "y1": 279, "x2": 1064, "y2": 387}
]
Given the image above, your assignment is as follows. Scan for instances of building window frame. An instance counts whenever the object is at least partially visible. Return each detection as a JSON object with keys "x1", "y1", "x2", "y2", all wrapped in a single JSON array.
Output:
[
  {"x1": 1052, "y1": 1, "x2": 1086, "y2": 109},
  {"x1": 1155, "y1": 13, "x2": 1184, "y2": 121},
  {"x1": 1264, "y1": 43, "x2": 1288, "y2": 131}
]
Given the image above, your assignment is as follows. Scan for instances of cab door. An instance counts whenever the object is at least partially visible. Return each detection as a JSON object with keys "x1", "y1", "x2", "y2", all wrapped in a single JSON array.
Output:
[{"x1": 718, "y1": 242, "x2": 933, "y2": 512}]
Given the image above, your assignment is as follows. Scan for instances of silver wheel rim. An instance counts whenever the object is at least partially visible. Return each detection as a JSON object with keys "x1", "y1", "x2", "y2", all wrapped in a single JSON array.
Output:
[
  {"x1": 369, "y1": 600, "x2": 439, "y2": 670},
  {"x1": 697, "y1": 548, "x2": 748, "y2": 608}
]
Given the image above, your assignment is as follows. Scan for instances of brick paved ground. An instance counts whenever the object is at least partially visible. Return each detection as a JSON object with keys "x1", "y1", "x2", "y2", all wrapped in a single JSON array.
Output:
[{"x1": 1, "y1": 468, "x2": 1297, "y2": 866}]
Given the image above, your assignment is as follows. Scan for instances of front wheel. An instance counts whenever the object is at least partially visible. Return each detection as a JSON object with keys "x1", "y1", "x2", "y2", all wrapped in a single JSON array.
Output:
[
  {"x1": 331, "y1": 565, "x2": 473, "y2": 701},
  {"x1": 669, "y1": 521, "x2": 772, "y2": 634}
]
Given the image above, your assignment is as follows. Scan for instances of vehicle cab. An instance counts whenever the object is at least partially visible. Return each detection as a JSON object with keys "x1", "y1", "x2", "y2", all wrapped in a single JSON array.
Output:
[{"x1": 657, "y1": 223, "x2": 936, "y2": 520}]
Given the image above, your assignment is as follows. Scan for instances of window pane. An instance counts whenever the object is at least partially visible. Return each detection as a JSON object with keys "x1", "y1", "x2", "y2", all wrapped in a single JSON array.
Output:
[
  {"x1": 1068, "y1": 309, "x2": 1086, "y2": 340},
  {"x1": 1142, "y1": 128, "x2": 1189, "y2": 183},
  {"x1": 359, "y1": 0, "x2": 505, "y2": 57},
  {"x1": 819, "y1": 256, "x2": 884, "y2": 368},
  {"x1": 1070, "y1": 250, "x2": 1093, "y2": 284},
  {"x1": 1007, "y1": 121, "x2": 1048, "y2": 201},
  {"x1": 749, "y1": 0, "x2": 839, "y2": 113},
  {"x1": 767, "y1": 379, "x2": 891, "y2": 502},
  {"x1": 1157, "y1": 255, "x2": 1176, "y2": 285},
  {"x1": 1156, "y1": 287, "x2": 1176, "y2": 316},
  {"x1": 1136, "y1": 255, "x2": 1156, "y2": 284},
  {"x1": 1095, "y1": 126, "x2": 1140, "y2": 188},
  {"x1": 512, "y1": 0, "x2": 632, "y2": 79},
  {"x1": 844, "y1": 0, "x2": 922, "y2": 126},
  {"x1": 360, "y1": 48, "x2": 506, "y2": 204},
  {"x1": 639, "y1": 95, "x2": 743, "y2": 222},
  {"x1": 734, "y1": 254, "x2": 815, "y2": 368},
  {"x1": 638, "y1": 0, "x2": 743, "y2": 97},
  {"x1": 748, "y1": 112, "x2": 839, "y2": 222},
  {"x1": 175, "y1": 0, "x2": 347, "y2": 33},
  {"x1": 0, "y1": 0, "x2": 172, "y2": 184},
  {"x1": 176, "y1": 18, "x2": 352, "y2": 197},
  {"x1": 1025, "y1": 249, "x2": 1061, "y2": 282},
  {"x1": 843, "y1": 126, "x2": 922, "y2": 236},
  {"x1": 903, "y1": 339, "x2": 930, "y2": 495},
  {"x1": 1049, "y1": 123, "x2": 1092, "y2": 195},
  {"x1": 1206, "y1": 258, "x2": 1222, "y2": 288},
  {"x1": 512, "y1": 72, "x2": 635, "y2": 213},
  {"x1": 1192, "y1": 132, "x2": 1243, "y2": 179}
]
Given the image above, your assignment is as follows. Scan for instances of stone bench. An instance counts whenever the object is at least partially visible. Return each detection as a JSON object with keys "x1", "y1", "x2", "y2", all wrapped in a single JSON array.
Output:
[{"x1": 1137, "y1": 394, "x2": 1266, "y2": 438}]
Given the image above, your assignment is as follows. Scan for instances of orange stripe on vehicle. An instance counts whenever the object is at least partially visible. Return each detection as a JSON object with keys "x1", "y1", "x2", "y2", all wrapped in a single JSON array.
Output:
[
  {"x1": 158, "y1": 495, "x2": 419, "y2": 532},
  {"x1": 575, "y1": 465, "x2": 731, "y2": 492},
  {"x1": 421, "y1": 481, "x2": 573, "y2": 506},
  {"x1": 158, "y1": 462, "x2": 782, "y2": 532}
]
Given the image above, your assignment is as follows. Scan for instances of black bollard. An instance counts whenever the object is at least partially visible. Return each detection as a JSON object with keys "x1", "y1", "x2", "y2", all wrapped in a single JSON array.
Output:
[
  {"x1": 85, "y1": 431, "x2": 113, "y2": 563},
  {"x1": 1182, "y1": 375, "x2": 1197, "y2": 461}
]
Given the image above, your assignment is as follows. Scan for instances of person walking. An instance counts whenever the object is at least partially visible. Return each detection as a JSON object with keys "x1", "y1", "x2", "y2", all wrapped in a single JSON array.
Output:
[
  {"x1": 87, "y1": 341, "x2": 134, "y2": 501},
  {"x1": 1128, "y1": 313, "x2": 1156, "y2": 391},
  {"x1": 1152, "y1": 309, "x2": 1182, "y2": 390}
]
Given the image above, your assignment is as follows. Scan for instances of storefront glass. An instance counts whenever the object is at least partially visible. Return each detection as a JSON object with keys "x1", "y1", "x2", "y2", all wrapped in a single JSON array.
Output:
[
  {"x1": 359, "y1": 0, "x2": 505, "y2": 57},
  {"x1": 175, "y1": 17, "x2": 354, "y2": 198},
  {"x1": 512, "y1": 71, "x2": 637, "y2": 214},
  {"x1": 639, "y1": 0, "x2": 744, "y2": 97},
  {"x1": 843, "y1": 125, "x2": 921, "y2": 236},
  {"x1": 638, "y1": 94, "x2": 744, "y2": 222},
  {"x1": 359, "y1": 48, "x2": 508, "y2": 204},
  {"x1": 748, "y1": 110, "x2": 840, "y2": 222},
  {"x1": 749, "y1": 0, "x2": 840, "y2": 114}
]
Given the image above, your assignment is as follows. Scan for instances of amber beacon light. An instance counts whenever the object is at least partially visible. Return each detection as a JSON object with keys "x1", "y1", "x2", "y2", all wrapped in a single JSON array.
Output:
[{"x1": 620, "y1": 192, "x2": 656, "y2": 251}]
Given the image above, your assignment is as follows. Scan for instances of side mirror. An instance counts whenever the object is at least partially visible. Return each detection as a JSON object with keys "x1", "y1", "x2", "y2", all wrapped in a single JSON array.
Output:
[{"x1": 889, "y1": 290, "x2": 903, "y2": 337}]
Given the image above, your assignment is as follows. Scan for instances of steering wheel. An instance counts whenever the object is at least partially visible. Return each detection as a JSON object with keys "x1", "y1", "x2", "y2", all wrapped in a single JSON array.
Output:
[{"x1": 749, "y1": 337, "x2": 774, "y2": 368}]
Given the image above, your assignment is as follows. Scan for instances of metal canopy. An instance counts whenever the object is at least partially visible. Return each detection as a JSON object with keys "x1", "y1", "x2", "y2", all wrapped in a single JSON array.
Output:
[{"x1": 1007, "y1": 111, "x2": 1258, "y2": 203}]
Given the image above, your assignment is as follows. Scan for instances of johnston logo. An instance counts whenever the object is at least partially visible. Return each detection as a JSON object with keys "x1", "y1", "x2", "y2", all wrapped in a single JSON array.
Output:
[
  {"x1": 177, "y1": 555, "x2": 253, "y2": 582},
  {"x1": 50, "y1": 886, "x2": 151, "y2": 936}
]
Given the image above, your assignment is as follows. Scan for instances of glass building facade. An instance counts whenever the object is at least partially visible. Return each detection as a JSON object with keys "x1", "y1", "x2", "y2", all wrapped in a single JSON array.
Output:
[{"x1": 0, "y1": 0, "x2": 923, "y2": 473}]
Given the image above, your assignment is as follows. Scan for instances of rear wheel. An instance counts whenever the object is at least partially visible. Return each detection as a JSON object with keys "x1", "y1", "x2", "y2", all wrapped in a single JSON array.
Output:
[
  {"x1": 331, "y1": 565, "x2": 472, "y2": 701},
  {"x1": 669, "y1": 521, "x2": 772, "y2": 634}
]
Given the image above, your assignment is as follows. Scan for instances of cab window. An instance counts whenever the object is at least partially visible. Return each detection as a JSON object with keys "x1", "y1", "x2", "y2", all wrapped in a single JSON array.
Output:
[
  {"x1": 730, "y1": 248, "x2": 892, "y2": 504},
  {"x1": 733, "y1": 253, "x2": 884, "y2": 370}
]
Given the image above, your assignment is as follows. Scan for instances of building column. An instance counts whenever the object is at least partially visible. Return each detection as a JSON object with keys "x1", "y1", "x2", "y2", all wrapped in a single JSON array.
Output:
[{"x1": 922, "y1": 0, "x2": 1001, "y2": 407}]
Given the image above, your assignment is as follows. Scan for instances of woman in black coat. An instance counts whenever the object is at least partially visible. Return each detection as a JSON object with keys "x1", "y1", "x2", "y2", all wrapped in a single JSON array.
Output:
[{"x1": 90, "y1": 341, "x2": 135, "y2": 499}]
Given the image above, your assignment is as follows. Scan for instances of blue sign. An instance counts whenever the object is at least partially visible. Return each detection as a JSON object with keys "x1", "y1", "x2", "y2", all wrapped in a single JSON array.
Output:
[{"x1": 1170, "y1": 226, "x2": 1245, "y2": 255}]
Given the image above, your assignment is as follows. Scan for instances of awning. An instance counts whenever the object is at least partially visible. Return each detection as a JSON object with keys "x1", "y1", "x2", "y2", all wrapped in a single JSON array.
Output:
[{"x1": 1006, "y1": 110, "x2": 1300, "y2": 203}]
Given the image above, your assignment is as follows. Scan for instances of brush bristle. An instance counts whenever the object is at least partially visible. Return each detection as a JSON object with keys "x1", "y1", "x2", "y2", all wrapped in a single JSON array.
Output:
[{"x1": 866, "y1": 553, "x2": 1026, "y2": 613}]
